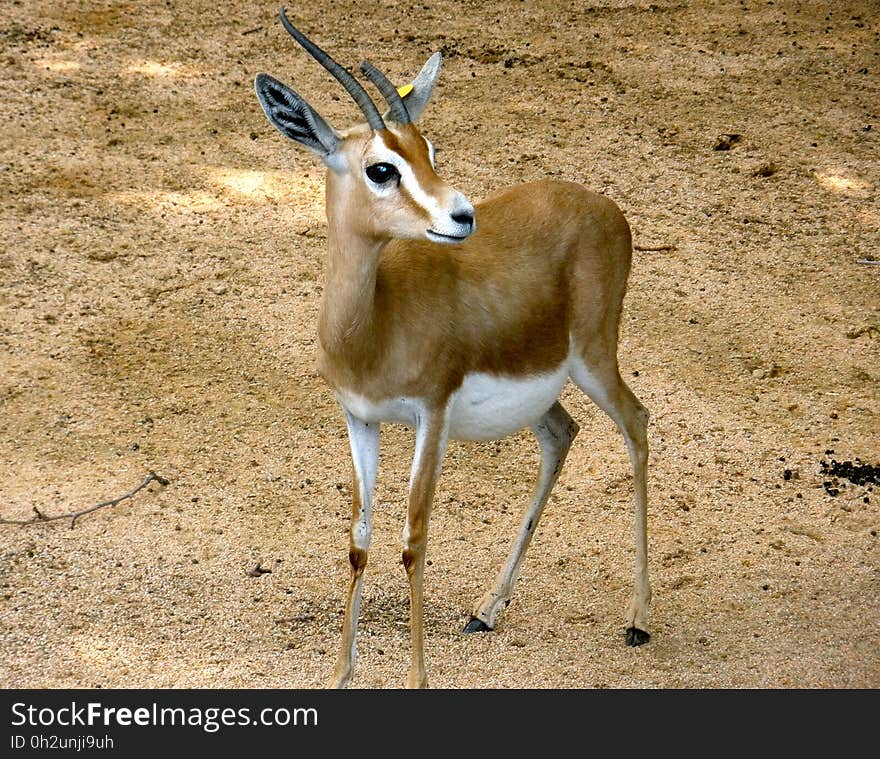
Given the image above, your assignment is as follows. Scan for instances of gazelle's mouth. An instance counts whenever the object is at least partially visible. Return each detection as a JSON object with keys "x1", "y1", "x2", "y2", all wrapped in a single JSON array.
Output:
[{"x1": 426, "y1": 229, "x2": 469, "y2": 243}]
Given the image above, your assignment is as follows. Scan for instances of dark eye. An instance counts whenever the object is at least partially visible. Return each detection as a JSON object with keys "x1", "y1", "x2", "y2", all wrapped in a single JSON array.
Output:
[{"x1": 365, "y1": 162, "x2": 400, "y2": 184}]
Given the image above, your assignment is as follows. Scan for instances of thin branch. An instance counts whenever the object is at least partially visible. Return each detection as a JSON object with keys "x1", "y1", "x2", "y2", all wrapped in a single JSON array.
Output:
[
  {"x1": 635, "y1": 243, "x2": 677, "y2": 252},
  {"x1": 846, "y1": 325, "x2": 880, "y2": 339},
  {"x1": 1, "y1": 472, "x2": 169, "y2": 529},
  {"x1": 856, "y1": 258, "x2": 879, "y2": 265}
]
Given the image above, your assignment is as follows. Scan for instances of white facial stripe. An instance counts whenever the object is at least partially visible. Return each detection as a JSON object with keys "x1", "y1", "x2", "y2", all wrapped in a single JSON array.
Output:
[
  {"x1": 424, "y1": 136, "x2": 436, "y2": 168},
  {"x1": 367, "y1": 133, "x2": 447, "y2": 222}
]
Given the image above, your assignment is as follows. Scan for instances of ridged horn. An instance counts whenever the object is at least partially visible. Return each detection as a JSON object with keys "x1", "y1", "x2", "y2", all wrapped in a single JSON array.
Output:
[
  {"x1": 359, "y1": 61, "x2": 411, "y2": 125},
  {"x1": 278, "y1": 6, "x2": 386, "y2": 132}
]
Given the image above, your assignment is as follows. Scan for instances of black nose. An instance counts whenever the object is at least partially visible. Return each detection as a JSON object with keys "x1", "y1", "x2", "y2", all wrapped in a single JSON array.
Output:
[{"x1": 451, "y1": 211, "x2": 474, "y2": 227}]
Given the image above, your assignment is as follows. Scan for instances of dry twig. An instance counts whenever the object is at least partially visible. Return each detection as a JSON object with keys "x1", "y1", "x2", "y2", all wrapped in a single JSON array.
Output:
[
  {"x1": 0, "y1": 472, "x2": 169, "y2": 528},
  {"x1": 856, "y1": 258, "x2": 879, "y2": 265},
  {"x1": 635, "y1": 243, "x2": 678, "y2": 252}
]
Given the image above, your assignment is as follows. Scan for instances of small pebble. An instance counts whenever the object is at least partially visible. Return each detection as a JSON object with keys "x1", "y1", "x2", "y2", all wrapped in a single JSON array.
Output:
[{"x1": 247, "y1": 563, "x2": 271, "y2": 577}]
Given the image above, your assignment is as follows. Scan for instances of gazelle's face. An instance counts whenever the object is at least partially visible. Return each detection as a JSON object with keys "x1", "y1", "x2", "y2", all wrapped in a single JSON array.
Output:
[
  {"x1": 253, "y1": 10, "x2": 473, "y2": 245},
  {"x1": 328, "y1": 122, "x2": 475, "y2": 244}
]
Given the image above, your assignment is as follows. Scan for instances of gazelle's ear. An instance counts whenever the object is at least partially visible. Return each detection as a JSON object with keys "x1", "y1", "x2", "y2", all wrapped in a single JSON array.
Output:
[
  {"x1": 254, "y1": 73, "x2": 341, "y2": 161},
  {"x1": 393, "y1": 52, "x2": 442, "y2": 123}
]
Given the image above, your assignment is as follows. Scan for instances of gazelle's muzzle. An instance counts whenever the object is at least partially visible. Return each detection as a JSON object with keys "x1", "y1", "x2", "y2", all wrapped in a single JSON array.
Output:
[{"x1": 426, "y1": 195, "x2": 475, "y2": 243}]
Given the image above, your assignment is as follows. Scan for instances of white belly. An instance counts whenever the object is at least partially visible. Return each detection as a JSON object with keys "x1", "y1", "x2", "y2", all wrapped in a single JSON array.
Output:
[
  {"x1": 335, "y1": 362, "x2": 569, "y2": 442},
  {"x1": 448, "y1": 365, "x2": 569, "y2": 440}
]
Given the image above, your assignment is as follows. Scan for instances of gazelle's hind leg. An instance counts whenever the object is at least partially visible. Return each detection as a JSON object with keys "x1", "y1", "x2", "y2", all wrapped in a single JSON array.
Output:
[
  {"x1": 571, "y1": 355, "x2": 651, "y2": 646},
  {"x1": 465, "y1": 401, "x2": 579, "y2": 633}
]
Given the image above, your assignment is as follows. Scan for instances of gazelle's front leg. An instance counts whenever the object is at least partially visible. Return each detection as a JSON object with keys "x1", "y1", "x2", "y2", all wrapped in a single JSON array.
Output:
[
  {"x1": 402, "y1": 407, "x2": 450, "y2": 688},
  {"x1": 466, "y1": 402, "x2": 579, "y2": 632},
  {"x1": 328, "y1": 410, "x2": 380, "y2": 689}
]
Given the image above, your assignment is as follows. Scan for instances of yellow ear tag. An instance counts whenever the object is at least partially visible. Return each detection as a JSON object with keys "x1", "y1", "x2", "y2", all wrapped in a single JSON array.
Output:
[{"x1": 397, "y1": 83, "x2": 414, "y2": 98}]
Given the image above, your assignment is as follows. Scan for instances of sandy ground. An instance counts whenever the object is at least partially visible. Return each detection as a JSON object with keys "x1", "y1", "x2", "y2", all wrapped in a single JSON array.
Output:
[{"x1": 1, "y1": 0, "x2": 878, "y2": 689}]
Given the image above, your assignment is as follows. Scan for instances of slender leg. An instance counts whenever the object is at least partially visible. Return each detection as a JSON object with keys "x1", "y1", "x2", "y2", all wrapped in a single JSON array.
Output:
[
  {"x1": 328, "y1": 409, "x2": 380, "y2": 688},
  {"x1": 571, "y1": 359, "x2": 651, "y2": 646},
  {"x1": 465, "y1": 401, "x2": 579, "y2": 632},
  {"x1": 402, "y1": 407, "x2": 450, "y2": 688},
  {"x1": 615, "y1": 387, "x2": 651, "y2": 646}
]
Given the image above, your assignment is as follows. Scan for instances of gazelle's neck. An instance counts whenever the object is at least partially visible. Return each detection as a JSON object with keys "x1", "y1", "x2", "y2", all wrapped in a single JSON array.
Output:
[{"x1": 318, "y1": 176, "x2": 386, "y2": 360}]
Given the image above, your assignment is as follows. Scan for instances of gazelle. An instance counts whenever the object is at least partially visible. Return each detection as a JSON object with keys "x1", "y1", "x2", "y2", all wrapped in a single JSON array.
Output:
[{"x1": 254, "y1": 8, "x2": 651, "y2": 688}]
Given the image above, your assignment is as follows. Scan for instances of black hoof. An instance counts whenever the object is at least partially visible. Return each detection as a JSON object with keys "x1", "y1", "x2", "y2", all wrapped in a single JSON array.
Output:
[
  {"x1": 463, "y1": 617, "x2": 492, "y2": 634},
  {"x1": 625, "y1": 627, "x2": 651, "y2": 647}
]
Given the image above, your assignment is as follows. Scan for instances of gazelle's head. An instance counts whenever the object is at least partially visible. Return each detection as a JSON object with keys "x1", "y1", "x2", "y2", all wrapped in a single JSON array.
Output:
[{"x1": 255, "y1": 8, "x2": 475, "y2": 244}]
